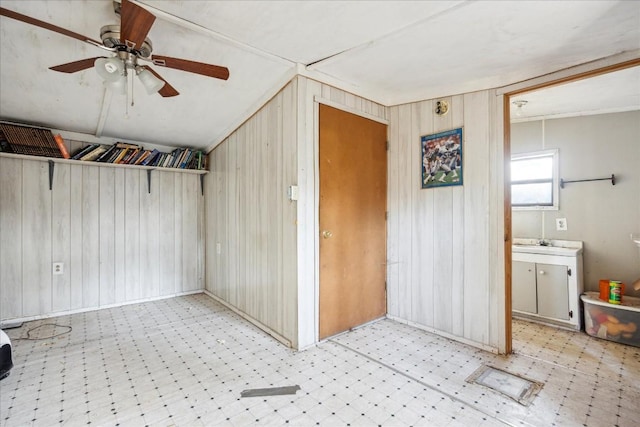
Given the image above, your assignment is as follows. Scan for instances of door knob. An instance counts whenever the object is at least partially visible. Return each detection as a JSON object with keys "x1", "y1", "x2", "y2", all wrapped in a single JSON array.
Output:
[{"x1": 322, "y1": 230, "x2": 333, "y2": 239}]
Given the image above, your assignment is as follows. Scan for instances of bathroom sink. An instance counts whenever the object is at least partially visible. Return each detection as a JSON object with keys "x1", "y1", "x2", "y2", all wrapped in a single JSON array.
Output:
[
  {"x1": 512, "y1": 245, "x2": 582, "y2": 256},
  {"x1": 512, "y1": 238, "x2": 583, "y2": 256}
]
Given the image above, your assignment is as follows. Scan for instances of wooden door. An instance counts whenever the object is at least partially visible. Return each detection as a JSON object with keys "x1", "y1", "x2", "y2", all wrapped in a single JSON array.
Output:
[{"x1": 319, "y1": 104, "x2": 387, "y2": 340}]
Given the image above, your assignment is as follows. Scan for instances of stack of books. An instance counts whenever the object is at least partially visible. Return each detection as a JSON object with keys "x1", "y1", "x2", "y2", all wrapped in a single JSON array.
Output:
[
  {"x1": 0, "y1": 123, "x2": 65, "y2": 158},
  {"x1": 0, "y1": 122, "x2": 208, "y2": 171},
  {"x1": 70, "y1": 143, "x2": 207, "y2": 170}
]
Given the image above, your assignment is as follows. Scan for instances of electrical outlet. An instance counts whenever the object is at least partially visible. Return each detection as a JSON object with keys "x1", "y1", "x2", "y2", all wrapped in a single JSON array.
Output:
[
  {"x1": 556, "y1": 218, "x2": 568, "y2": 231},
  {"x1": 216, "y1": 242, "x2": 221, "y2": 255},
  {"x1": 53, "y1": 262, "x2": 64, "y2": 275}
]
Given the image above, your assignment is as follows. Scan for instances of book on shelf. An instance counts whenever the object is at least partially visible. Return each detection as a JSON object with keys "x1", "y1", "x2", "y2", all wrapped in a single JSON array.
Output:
[
  {"x1": 104, "y1": 147, "x2": 121, "y2": 163},
  {"x1": 134, "y1": 150, "x2": 151, "y2": 165},
  {"x1": 158, "y1": 153, "x2": 166, "y2": 167},
  {"x1": 115, "y1": 142, "x2": 141, "y2": 150},
  {"x1": 181, "y1": 150, "x2": 195, "y2": 169},
  {"x1": 122, "y1": 149, "x2": 134, "y2": 164},
  {"x1": 196, "y1": 151, "x2": 203, "y2": 170},
  {"x1": 113, "y1": 148, "x2": 130, "y2": 164},
  {"x1": 168, "y1": 148, "x2": 183, "y2": 168},
  {"x1": 127, "y1": 149, "x2": 142, "y2": 164},
  {"x1": 175, "y1": 149, "x2": 189, "y2": 168},
  {"x1": 0, "y1": 132, "x2": 13, "y2": 153},
  {"x1": 141, "y1": 149, "x2": 160, "y2": 166},
  {"x1": 127, "y1": 149, "x2": 145, "y2": 165},
  {"x1": 95, "y1": 144, "x2": 117, "y2": 162},
  {"x1": 188, "y1": 151, "x2": 204, "y2": 170},
  {"x1": 71, "y1": 143, "x2": 100, "y2": 160},
  {"x1": 0, "y1": 123, "x2": 63, "y2": 158},
  {"x1": 80, "y1": 145, "x2": 107, "y2": 161},
  {"x1": 53, "y1": 134, "x2": 70, "y2": 159}
]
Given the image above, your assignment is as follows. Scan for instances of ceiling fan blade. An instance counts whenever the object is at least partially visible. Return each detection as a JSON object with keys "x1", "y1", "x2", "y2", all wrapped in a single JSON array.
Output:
[
  {"x1": 49, "y1": 57, "x2": 106, "y2": 74},
  {"x1": 142, "y1": 66, "x2": 179, "y2": 97},
  {"x1": 151, "y1": 55, "x2": 230, "y2": 81},
  {"x1": 0, "y1": 6, "x2": 101, "y2": 46},
  {"x1": 120, "y1": 0, "x2": 155, "y2": 51}
]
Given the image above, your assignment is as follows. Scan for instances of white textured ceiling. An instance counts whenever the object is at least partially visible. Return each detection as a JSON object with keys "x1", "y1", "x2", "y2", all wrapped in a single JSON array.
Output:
[
  {"x1": 0, "y1": 0, "x2": 639, "y2": 150},
  {"x1": 511, "y1": 66, "x2": 640, "y2": 122}
]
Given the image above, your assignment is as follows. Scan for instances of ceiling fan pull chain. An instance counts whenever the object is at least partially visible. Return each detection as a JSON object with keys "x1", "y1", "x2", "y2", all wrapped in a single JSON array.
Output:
[{"x1": 124, "y1": 71, "x2": 131, "y2": 118}]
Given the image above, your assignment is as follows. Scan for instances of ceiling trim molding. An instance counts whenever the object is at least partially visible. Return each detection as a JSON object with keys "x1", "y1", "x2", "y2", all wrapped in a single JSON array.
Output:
[{"x1": 299, "y1": 67, "x2": 390, "y2": 106}]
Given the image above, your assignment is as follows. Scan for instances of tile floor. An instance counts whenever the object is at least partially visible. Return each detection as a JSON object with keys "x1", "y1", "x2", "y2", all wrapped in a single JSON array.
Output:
[{"x1": 1, "y1": 294, "x2": 639, "y2": 426}]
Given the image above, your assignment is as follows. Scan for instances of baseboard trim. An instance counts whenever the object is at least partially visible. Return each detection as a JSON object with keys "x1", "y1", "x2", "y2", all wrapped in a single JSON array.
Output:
[
  {"x1": 0, "y1": 290, "x2": 203, "y2": 328},
  {"x1": 203, "y1": 290, "x2": 293, "y2": 348},
  {"x1": 386, "y1": 314, "x2": 499, "y2": 354}
]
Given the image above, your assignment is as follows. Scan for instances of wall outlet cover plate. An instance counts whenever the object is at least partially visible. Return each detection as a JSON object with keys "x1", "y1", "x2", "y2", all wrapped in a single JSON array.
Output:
[{"x1": 556, "y1": 218, "x2": 567, "y2": 231}]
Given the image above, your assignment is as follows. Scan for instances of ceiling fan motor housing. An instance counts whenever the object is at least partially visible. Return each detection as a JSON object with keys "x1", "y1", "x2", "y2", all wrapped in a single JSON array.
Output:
[{"x1": 100, "y1": 24, "x2": 153, "y2": 58}]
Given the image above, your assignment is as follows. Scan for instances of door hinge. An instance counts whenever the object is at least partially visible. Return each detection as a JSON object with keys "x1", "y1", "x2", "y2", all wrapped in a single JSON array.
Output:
[
  {"x1": 386, "y1": 141, "x2": 389, "y2": 151},
  {"x1": 569, "y1": 310, "x2": 573, "y2": 319},
  {"x1": 568, "y1": 268, "x2": 572, "y2": 277},
  {"x1": 385, "y1": 211, "x2": 388, "y2": 220}
]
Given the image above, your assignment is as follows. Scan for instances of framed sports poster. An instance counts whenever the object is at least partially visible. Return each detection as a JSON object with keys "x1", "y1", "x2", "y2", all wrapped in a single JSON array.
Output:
[{"x1": 421, "y1": 127, "x2": 463, "y2": 189}]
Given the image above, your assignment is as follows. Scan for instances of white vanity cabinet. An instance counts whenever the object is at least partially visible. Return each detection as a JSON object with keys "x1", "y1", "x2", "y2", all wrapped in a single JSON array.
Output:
[{"x1": 512, "y1": 239, "x2": 584, "y2": 330}]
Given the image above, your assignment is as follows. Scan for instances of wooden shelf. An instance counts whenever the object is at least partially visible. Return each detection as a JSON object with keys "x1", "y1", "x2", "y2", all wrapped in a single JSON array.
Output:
[
  {"x1": 1, "y1": 151, "x2": 208, "y2": 194},
  {"x1": 0, "y1": 152, "x2": 208, "y2": 175}
]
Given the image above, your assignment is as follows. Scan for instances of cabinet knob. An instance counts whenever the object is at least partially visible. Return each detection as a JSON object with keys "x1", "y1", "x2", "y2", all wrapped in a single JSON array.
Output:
[
  {"x1": 322, "y1": 230, "x2": 333, "y2": 239},
  {"x1": 539, "y1": 270, "x2": 545, "y2": 275}
]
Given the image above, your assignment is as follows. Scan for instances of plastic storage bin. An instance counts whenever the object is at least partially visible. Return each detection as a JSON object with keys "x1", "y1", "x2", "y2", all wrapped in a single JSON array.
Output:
[{"x1": 581, "y1": 291, "x2": 640, "y2": 347}]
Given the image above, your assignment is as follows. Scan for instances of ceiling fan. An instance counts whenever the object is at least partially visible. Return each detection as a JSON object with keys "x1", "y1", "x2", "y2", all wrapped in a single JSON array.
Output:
[{"x1": 0, "y1": 0, "x2": 229, "y2": 97}]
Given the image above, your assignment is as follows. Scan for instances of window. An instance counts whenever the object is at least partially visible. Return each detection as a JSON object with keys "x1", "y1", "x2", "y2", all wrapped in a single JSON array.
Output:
[{"x1": 511, "y1": 149, "x2": 559, "y2": 209}]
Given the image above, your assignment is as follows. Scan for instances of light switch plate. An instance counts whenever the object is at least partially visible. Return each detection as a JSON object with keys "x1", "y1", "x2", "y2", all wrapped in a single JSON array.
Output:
[{"x1": 288, "y1": 185, "x2": 299, "y2": 201}]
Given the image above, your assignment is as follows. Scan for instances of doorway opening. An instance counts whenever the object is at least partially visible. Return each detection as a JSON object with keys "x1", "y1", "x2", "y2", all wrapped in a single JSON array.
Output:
[{"x1": 503, "y1": 58, "x2": 640, "y2": 353}]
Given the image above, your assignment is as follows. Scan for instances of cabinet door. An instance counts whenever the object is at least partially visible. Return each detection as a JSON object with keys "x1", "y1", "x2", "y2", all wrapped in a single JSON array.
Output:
[
  {"x1": 536, "y1": 263, "x2": 569, "y2": 320},
  {"x1": 513, "y1": 261, "x2": 537, "y2": 313}
]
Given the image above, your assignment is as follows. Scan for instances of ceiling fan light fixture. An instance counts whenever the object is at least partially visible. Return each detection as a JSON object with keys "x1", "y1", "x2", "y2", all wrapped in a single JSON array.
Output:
[
  {"x1": 94, "y1": 57, "x2": 124, "y2": 82},
  {"x1": 137, "y1": 68, "x2": 165, "y2": 95},
  {"x1": 103, "y1": 76, "x2": 127, "y2": 95}
]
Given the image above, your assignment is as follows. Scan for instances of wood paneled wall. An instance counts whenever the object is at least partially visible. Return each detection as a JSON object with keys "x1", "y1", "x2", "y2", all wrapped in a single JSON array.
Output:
[
  {"x1": 204, "y1": 76, "x2": 504, "y2": 351},
  {"x1": 387, "y1": 91, "x2": 506, "y2": 352},
  {"x1": 0, "y1": 157, "x2": 204, "y2": 321},
  {"x1": 205, "y1": 77, "x2": 388, "y2": 349},
  {"x1": 205, "y1": 80, "x2": 298, "y2": 347}
]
